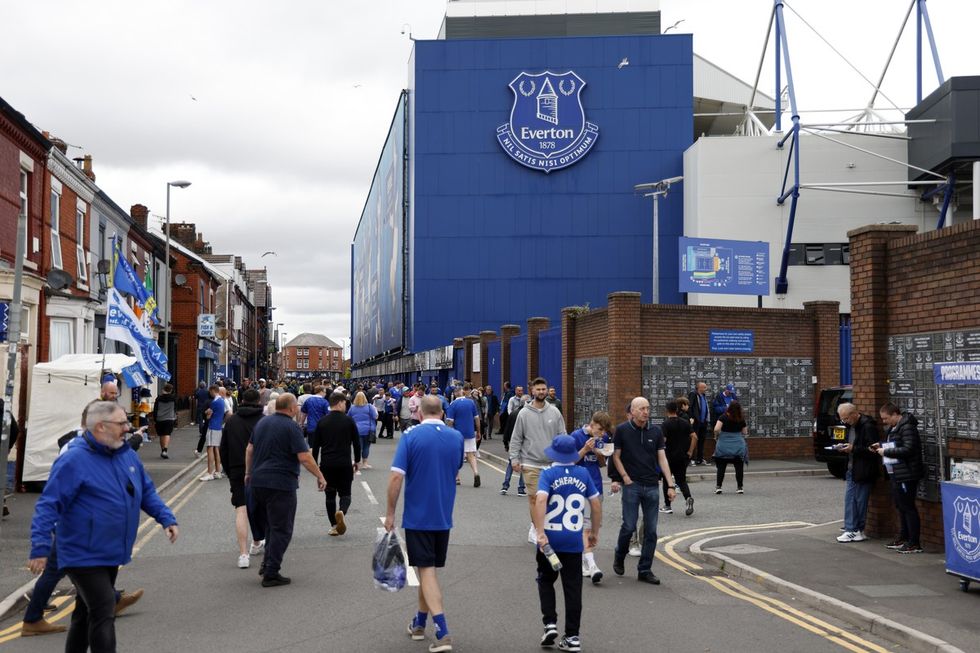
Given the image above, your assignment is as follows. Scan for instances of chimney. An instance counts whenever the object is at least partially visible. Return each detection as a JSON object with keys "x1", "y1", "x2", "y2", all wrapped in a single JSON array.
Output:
[
  {"x1": 82, "y1": 155, "x2": 95, "y2": 182},
  {"x1": 169, "y1": 222, "x2": 198, "y2": 248},
  {"x1": 130, "y1": 204, "x2": 149, "y2": 231},
  {"x1": 48, "y1": 135, "x2": 68, "y2": 155}
]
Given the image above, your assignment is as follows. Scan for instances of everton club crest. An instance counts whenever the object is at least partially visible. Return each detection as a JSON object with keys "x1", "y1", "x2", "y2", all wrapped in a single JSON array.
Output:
[
  {"x1": 952, "y1": 495, "x2": 980, "y2": 563},
  {"x1": 496, "y1": 71, "x2": 599, "y2": 173}
]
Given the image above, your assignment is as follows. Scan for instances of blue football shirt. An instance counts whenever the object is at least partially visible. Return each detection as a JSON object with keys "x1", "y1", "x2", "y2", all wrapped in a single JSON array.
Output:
[
  {"x1": 570, "y1": 427, "x2": 611, "y2": 492},
  {"x1": 446, "y1": 397, "x2": 478, "y2": 439},
  {"x1": 301, "y1": 395, "x2": 329, "y2": 433},
  {"x1": 537, "y1": 464, "x2": 599, "y2": 553},
  {"x1": 391, "y1": 421, "x2": 464, "y2": 530},
  {"x1": 207, "y1": 397, "x2": 225, "y2": 430}
]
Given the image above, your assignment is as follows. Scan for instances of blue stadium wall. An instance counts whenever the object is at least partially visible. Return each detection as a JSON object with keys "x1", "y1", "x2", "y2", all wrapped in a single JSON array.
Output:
[{"x1": 408, "y1": 34, "x2": 692, "y2": 353}]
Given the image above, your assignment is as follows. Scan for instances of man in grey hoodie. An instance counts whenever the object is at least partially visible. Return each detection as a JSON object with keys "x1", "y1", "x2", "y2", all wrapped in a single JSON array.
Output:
[{"x1": 509, "y1": 377, "x2": 566, "y2": 539}]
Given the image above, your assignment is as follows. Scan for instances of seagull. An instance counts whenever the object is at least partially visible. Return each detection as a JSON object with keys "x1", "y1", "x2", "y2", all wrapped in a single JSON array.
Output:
[
  {"x1": 190, "y1": 94, "x2": 198, "y2": 101},
  {"x1": 617, "y1": 57, "x2": 629, "y2": 69},
  {"x1": 261, "y1": 251, "x2": 277, "y2": 257},
  {"x1": 353, "y1": 83, "x2": 362, "y2": 88},
  {"x1": 663, "y1": 19, "x2": 685, "y2": 33}
]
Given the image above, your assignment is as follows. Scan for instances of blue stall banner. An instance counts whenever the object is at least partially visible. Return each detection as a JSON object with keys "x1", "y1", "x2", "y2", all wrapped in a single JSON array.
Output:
[
  {"x1": 942, "y1": 482, "x2": 980, "y2": 581},
  {"x1": 710, "y1": 330, "x2": 754, "y2": 353},
  {"x1": 0, "y1": 302, "x2": 8, "y2": 342},
  {"x1": 679, "y1": 237, "x2": 769, "y2": 296},
  {"x1": 934, "y1": 362, "x2": 980, "y2": 385},
  {"x1": 121, "y1": 363, "x2": 149, "y2": 388}
]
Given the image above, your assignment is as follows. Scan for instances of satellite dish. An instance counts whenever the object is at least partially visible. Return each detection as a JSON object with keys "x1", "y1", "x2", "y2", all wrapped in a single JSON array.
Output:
[
  {"x1": 174, "y1": 273, "x2": 187, "y2": 286},
  {"x1": 46, "y1": 269, "x2": 74, "y2": 291}
]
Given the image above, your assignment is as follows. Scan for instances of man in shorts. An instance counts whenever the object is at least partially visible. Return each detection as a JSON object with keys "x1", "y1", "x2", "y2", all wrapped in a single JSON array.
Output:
[
  {"x1": 445, "y1": 387, "x2": 481, "y2": 487},
  {"x1": 385, "y1": 395, "x2": 463, "y2": 653},
  {"x1": 219, "y1": 389, "x2": 266, "y2": 568},
  {"x1": 201, "y1": 385, "x2": 225, "y2": 481}
]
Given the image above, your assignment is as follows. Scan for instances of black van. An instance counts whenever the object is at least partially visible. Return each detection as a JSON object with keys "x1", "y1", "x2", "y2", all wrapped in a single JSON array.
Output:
[{"x1": 812, "y1": 385, "x2": 852, "y2": 478}]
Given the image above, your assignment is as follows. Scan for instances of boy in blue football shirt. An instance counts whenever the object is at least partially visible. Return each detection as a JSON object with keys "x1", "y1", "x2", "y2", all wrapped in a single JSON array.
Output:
[
  {"x1": 533, "y1": 435, "x2": 601, "y2": 653},
  {"x1": 569, "y1": 411, "x2": 614, "y2": 583}
]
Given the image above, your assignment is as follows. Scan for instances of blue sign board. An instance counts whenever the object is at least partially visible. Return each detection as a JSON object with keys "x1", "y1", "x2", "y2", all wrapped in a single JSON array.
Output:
[
  {"x1": 934, "y1": 362, "x2": 980, "y2": 385},
  {"x1": 710, "y1": 330, "x2": 755, "y2": 353},
  {"x1": 942, "y1": 481, "x2": 980, "y2": 583},
  {"x1": 0, "y1": 302, "x2": 8, "y2": 342},
  {"x1": 679, "y1": 237, "x2": 769, "y2": 296},
  {"x1": 496, "y1": 70, "x2": 599, "y2": 173}
]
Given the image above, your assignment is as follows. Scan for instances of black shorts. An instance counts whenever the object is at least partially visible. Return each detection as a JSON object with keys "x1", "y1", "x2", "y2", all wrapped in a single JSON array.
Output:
[
  {"x1": 405, "y1": 529, "x2": 450, "y2": 568},
  {"x1": 321, "y1": 464, "x2": 355, "y2": 495},
  {"x1": 155, "y1": 420, "x2": 175, "y2": 436},
  {"x1": 229, "y1": 477, "x2": 246, "y2": 508}
]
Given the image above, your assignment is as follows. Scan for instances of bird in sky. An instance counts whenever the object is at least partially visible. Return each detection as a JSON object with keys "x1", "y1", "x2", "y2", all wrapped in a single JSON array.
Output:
[
  {"x1": 261, "y1": 251, "x2": 277, "y2": 257},
  {"x1": 663, "y1": 19, "x2": 685, "y2": 33},
  {"x1": 353, "y1": 84, "x2": 362, "y2": 88},
  {"x1": 617, "y1": 57, "x2": 629, "y2": 69}
]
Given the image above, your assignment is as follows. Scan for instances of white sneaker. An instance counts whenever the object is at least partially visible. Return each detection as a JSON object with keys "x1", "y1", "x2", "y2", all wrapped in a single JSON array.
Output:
[
  {"x1": 249, "y1": 540, "x2": 265, "y2": 555},
  {"x1": 837, "y1": 531, "x2": 864, "y2": 543},
  {"x1": 852, "y1": 531, "x2": 868, "y2": 542},
  {"x1": 213, "y1": 471, "x2": 225, "y2": 479},
  {"x1": 628, "y1": 545, "x2": 641, "y2": 557},
  {"x1": 237, "y1": 554, "x2": 250, "y2": 569},
  {"x1": 528, "y1": 523, "x2": 537, "y2": 545},
  {"x1": 582, "y1": 562, "x2": 592, "y2": 577},
  {"x1": 198, "y1": 472, "x2": 214, "y2": 482}
]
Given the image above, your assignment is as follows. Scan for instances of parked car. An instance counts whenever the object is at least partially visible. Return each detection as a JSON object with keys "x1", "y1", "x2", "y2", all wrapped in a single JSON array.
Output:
[{"x1": 812, "y1": 385, "x2": 852, "y2": 479}]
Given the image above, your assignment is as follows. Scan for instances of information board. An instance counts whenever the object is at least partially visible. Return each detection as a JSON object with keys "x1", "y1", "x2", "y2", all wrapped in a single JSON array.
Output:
[
  {"x1": 710, "y1": 330, "x2": 755, "y2": 353},
  {"x1": 887, "y1": 330, "x2": 980, "y2": 502},
  {"x1": 574, "y1": 357, "x2": 609, "y2": 427},
  {"x1": 641, "y1": 355, "x2": 813, "y2": 437},
  {"x1": 679, "y1": 237, "x2": 769, "y2": 296}
]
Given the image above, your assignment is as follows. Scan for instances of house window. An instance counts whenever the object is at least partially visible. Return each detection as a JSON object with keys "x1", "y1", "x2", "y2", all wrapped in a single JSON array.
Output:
[
  {"x1": 50, "y1": 189, "x2": 63, "y2": 269},
  {"x1": 49, "y1": 319, "x2": 74, "y2": 360},
  {"x1": 19, "y1": 171, "x2": 29, "y2": 256},
  {"x1": 76, "y1": 207, "x2": 88, "y2": 281}
]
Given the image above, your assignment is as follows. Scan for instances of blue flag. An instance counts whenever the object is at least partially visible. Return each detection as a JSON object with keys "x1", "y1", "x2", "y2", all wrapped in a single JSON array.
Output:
[
  {"x1": 106, "y1": 288, "x2": 170, "y2": 381},
  {"x1": 112, "y1": 236, "x2": 152, "y2": 308},
  {"x1": 121, "y1": 363, "x2": 150, "y2": 388}
]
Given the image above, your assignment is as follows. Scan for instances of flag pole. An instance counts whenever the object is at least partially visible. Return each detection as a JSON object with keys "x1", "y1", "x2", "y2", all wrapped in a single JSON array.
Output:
[{"x1": 99, "y1": 234, "x2": 116, "y2": 383}]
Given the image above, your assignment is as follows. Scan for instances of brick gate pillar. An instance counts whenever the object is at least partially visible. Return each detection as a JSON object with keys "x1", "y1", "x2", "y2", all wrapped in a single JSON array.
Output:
[
  {"x1": 607, "y1": 292, "x2": 642, "y2": 419},
  {"x1": 526, "y1": 317, "x2": 551, "y2": 383}
]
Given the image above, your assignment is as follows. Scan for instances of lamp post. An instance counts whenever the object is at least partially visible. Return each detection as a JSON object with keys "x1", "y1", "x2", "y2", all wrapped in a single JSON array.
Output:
[
  {"x1": 634, "y1": 176, "x2": 682, "y2": 305},
  {"x1": 163, "y1": 180, "x2": 191, "y2": 380}
]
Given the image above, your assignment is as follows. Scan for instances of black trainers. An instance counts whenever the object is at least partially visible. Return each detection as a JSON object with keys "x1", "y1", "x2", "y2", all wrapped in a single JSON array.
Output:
[
  {"x1": 499, "y1": 488, "x2": 508, "y2": 495},
  {"x1": 638, "y1": 572, "x2": 661, "y2": 585},
  {"x1": 685, "y1": 496, "x2": 695, "y2": 516},
  {"x1": 541, "y1": 623, "x2": 559, "y2": 647},
  {"x1": 261, "y1": 573, "x2": 291, "y2": 587},
  {"x1": 899, "y1": 542, "x2": 923, "y2": 554},
  {"x1": 474, "y1": 474, "x2": 481, "y2": 488},
  {"x1": 517, "y1": 489, "x2": 528, "y2": 497},
  {"x1": 557, "y1": 635, "x2": 581, "y2": 652},
  {"x1": 613, "y1": 559, "x2": 625, "y2": 576},
  {"x1": 885, "y1": 538, "x2": 907, "y2": 550}
]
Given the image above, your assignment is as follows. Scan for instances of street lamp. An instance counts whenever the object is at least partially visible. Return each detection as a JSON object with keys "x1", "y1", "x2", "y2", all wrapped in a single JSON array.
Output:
[
  {"x1": 634, "y1": 176, "x2": 682, "y2": 304},
  {"x1": 163, "y1": 180, "x2": 191, "y2": 380}
]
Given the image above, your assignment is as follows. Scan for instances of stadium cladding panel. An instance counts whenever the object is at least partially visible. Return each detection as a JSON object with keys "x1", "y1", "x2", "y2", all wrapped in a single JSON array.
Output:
[{"x1": 352, "y1": 34, "x2": 693, "y2": 366}]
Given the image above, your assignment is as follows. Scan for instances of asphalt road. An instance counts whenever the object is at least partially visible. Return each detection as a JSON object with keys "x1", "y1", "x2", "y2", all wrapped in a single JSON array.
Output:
[{"x1": 0, "y1": 433, "x2": 908, "y2": 652}]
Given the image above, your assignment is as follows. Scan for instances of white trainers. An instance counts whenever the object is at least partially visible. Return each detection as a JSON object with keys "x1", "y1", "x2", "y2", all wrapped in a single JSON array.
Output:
[
  {"x1": 582, "y1": 562, "x2": 592, "y2": 577},
  {"x1": 213, "y1": 471, "x2": 225, "y2": 479},
  {"x1": 198, "y1": 472, "x2": 214, "y2": 482},
  {"x1": 237, "y1": 554, "x2": 250, "y2": 569},
  {"x1": 628, "y1": 545, "x2": 641, "y2": 557},
  {"x1": 249, "y1": 540, "x2": 265, "y2": 555},
  {"x1": 836, "y1": 530, "x2": 868, "y2": 543}
]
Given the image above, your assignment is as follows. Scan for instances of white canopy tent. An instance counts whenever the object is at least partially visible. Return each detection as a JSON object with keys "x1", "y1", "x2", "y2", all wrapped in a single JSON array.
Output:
[{"x1": 23, "y1": 354, "x2": 140, "y2": 482}]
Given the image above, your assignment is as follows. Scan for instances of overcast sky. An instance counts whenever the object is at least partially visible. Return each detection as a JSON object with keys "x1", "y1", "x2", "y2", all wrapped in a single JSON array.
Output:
[{"x1": 2, "y1": 0, "x2": 975, "y2": 353}]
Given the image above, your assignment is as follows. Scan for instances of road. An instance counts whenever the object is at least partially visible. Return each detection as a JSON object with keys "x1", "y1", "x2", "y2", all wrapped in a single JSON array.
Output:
[{"x1": 0, "y1": 432, "x2": 906, "y2": 653}]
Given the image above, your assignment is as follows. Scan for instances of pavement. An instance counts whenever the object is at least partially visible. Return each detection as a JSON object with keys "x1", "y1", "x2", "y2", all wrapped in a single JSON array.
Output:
[
  {"x1": 0, "y1": 428, "x2": 970, "y2": 652},
  {"x1": 687, "y1": 522, "x2": 974, "y2": 653}
]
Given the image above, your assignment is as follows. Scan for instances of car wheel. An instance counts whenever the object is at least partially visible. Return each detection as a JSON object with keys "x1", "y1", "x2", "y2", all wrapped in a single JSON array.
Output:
[{"x1": 827, "y1": 461, "x2": 847, "y2": 479}]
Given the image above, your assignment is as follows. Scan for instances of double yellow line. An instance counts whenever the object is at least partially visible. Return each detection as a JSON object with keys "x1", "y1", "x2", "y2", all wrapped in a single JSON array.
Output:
[
  {"x1": 659, "y1": 523, "x2": 891, "y2": 653},
  {"x1": 0, "y1": 467, "x2": 207, "y2": 645}
]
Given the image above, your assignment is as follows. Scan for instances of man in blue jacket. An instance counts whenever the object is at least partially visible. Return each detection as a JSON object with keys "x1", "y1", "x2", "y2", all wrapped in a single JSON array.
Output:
[{"x1": 29, "y1": 401, "x2": 178, "y2": 652}]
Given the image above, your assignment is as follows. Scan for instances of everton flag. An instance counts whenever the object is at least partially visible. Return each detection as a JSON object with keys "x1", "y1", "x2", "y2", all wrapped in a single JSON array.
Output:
[
  {"x1": 112, "y1": 236, "x2": 156, "y2": 323},
  {"x1": 106, "y1": 288, "x2": 170, "y2": 381}
]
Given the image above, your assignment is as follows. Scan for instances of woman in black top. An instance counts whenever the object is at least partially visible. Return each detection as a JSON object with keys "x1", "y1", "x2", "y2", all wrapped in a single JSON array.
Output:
[{"x1": 712, "y1": 401, "x2": 749, "y2": 494}]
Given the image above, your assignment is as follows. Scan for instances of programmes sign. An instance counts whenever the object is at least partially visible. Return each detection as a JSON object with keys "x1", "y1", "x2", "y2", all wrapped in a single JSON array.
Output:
[
  {"x1": 497, "y1": 71, "x2": 599, "y2": 173},
  {"x1": 679, "y1": 237, "x2": 769, "y2": 296}
]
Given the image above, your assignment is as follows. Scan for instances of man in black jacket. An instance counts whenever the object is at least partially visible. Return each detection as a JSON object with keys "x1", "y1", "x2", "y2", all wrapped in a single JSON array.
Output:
[
  {"x1": 484, "y1": 385, "x2": 499, "y2": 441},
  {"x1": 835, "y1": 403, "x2": 880, "y2": 543},
  {"x1": 876, "y1": 403, "x2": 924, "y2": 553},
  {"x1": 687, "y1": 382, "x2": 710, "y2": 465},
  {"x1": 311, "y1": 392, "x2": 361, "y2": 536},
  {"x1": 219, "y1": 389, "x2": 266, "y2": 569}
]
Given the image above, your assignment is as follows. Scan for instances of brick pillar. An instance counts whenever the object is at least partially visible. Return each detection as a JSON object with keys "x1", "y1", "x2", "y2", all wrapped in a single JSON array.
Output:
[
  {"x1": 803, "y1": 300, "x2": 842, "y2": 389},
  {"x1": 463, "y1": 335, "x2": 480, "y2": 386},
  {"x1": 526, "y1": 317, "x2": 550, "y2": 383},
  {"x1": 479, "y1": 330, "x2": 497, "y2": 390},
  {"x1": 607, "y1": 292, "x2": 642, "y2": 419},
  {"x1": 848, "y1": 223, "x2": 917, "y2": 540},
  {"x1": 561, "y1": 307, "x2": 578, "y2": 429},
  {"x1": 499, "y1": 325, "x2": 520, "y2": 391}
]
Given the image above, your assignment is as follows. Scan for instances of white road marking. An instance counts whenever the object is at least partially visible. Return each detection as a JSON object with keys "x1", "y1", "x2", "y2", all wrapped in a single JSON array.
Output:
[
  {"x1": 361, "y1": 480, "x2": 379, "y2": 505},
  {"x1": 378, "y1": 517, "x2": 420, "y2": 587}
]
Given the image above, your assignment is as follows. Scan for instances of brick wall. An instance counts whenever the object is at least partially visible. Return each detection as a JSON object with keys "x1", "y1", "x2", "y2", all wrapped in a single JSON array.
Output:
[{"x1": 850, "y1": 221, "x2": 980, "y2": 552}]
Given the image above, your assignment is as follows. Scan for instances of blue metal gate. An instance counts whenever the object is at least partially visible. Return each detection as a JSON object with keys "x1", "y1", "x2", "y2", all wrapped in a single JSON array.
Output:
[
  {"x1": 510, "y1": 334, "x2": 527, "y2": 389},
  {"x1": 839, "y1": 315, "x2": 852, "y2": 385},
  {"x1": 538, "y1": 327, "x2": 562, "y2": 401},
  {"x1": 487, "y1": 340, "x2": 501, "y2": 391},
  {"x1": 453, "y1": 347, "x2": 465, "y2": 382}
]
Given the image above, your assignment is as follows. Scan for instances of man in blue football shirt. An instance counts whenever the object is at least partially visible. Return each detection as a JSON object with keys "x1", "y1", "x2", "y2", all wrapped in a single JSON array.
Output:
[
  {"x1": 533, "y1": 435, "x2": 601, "y2": 653},
  {"x1": 385, "y1": 395, "x2": 464, "y2": 653},
  {"x1": 446, "y1": 386, "x2": 481, "y2": 487}
]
